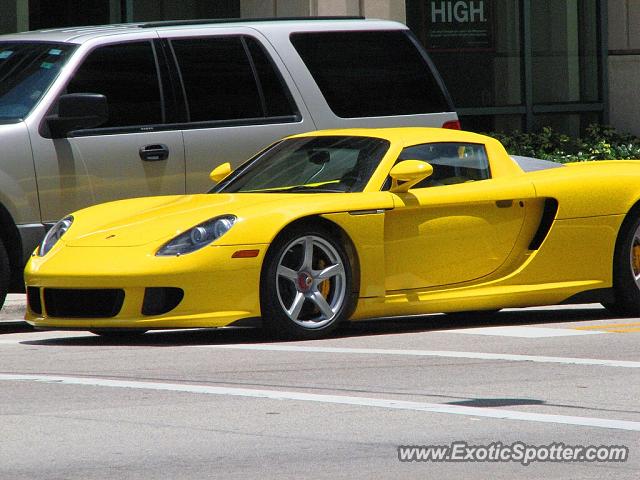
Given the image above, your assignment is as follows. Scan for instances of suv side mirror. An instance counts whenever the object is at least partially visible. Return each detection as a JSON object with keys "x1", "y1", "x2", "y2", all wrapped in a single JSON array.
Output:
[
  {"x1": 46, "y1": 93, "x2": 108, "y2": 138},
  {"x1": 389, "y1": 160, "x2": 433, "y2": 192}
]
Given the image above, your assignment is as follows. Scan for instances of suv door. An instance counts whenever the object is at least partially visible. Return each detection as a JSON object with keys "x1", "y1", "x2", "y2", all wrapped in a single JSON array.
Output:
[
  {"x1": 161, "y1": 30, "x2": 313, "y2": 193},
  {"x1": 28, "y1": 40, "x2": 185, "y2": 222}
]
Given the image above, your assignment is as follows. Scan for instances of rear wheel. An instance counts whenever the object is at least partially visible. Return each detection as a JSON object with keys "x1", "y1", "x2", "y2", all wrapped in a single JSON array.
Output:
[
  {"x1": 603, "y1": 214, "x2": 640, "y2": 316},
  {"x1": 261, "y1": 226, "x2": 353, "y2": 339}
]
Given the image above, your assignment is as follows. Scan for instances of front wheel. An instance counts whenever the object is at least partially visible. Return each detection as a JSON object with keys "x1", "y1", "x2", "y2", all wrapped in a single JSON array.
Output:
[
  {"x1": 261, "y1": 226, "x2": 354, "y2": 339},
  {"x1": 603, "y1": 214, "x2": 640, "y2": 316}
]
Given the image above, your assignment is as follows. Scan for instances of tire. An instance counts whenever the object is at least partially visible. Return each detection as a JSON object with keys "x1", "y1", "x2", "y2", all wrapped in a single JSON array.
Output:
[
  {"x1": 260, "y1": 225, "x2": 354, "y2": 340},
  {"x1": 0, "y1": 240, "x2": 9, "y2": 309},
  {"x1": 603, "y1": 214, "x2": 640, "y2": 316}
]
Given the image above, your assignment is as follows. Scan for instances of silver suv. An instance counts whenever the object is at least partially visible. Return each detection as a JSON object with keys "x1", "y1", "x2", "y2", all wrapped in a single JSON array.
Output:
[{"x1": 0, "y1": 17, "x2": 457, "y2": 307}]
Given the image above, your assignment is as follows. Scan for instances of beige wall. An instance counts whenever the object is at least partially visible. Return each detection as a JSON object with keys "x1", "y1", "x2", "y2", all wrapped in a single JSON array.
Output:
[
  {"x1": 608, "y1": 0, "x2": 640, "y2": 135},
  {"x1": 241, "y1": 0, "x2": 405, "y2": 23}
]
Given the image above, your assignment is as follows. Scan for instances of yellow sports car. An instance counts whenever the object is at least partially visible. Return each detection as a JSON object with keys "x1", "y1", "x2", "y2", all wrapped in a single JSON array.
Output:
[{"x1": 24, "y1": 128, "x2": 640, "y2": 339}]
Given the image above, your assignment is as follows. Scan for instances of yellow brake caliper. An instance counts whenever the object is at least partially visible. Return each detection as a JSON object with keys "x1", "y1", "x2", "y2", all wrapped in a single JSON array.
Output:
[
  {"x1": 633, "y1": 242, "x2": 640, "y2": 275},
  {"x1": 317, "y1": 259, "x2": 331, "y2": 308}
]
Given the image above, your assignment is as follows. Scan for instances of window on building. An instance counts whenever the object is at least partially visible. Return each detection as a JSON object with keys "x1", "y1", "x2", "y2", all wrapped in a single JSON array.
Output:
[
  {"x1": 406, "y1": 0, "x2": 605, "y2": 135},
  {"x1": 407, "y1": 0, "x2": 522, "y2": 110},
  {"x1": 531, "y1": 1, "x2": 600, "y2": 104}
]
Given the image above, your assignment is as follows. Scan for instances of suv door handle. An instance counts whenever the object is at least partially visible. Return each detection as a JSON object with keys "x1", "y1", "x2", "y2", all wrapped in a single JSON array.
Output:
[{"x1": 139, "y1": 144, "x2": 169, "y2": 161}]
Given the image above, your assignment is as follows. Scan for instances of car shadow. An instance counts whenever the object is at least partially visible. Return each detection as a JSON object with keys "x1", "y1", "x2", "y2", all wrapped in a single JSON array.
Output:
[{"x1": 17, "y1": 305, "x2": 615, "y2": 347}]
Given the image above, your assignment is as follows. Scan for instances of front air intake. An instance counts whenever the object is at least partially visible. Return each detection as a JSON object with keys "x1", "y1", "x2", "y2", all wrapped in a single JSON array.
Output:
[
  {"x1": 43, "y1": 289, "x2": 124, "y2": 318},
  {"x1": 142, "y1": 287, "x2": 184, "y2": 316},
  {"x1": 27, "y1": 287, "x2": 42, "y2": 315}
]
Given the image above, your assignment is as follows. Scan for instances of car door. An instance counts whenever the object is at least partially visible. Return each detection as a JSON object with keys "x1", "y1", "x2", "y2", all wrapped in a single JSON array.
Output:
[
  {"x1": 28, "y1": 40, "x2": 185, "y2": 222},
  {"x1": 384, "y1": 142, "x2": 536, "y2": 291},
  {"x1": 160, "y1": 29, "x2": 314, "y2": 193}
]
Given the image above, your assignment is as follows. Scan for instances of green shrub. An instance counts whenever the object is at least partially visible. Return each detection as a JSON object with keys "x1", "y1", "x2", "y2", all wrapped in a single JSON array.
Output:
[{"x1": 489, "y1": 124, "x2": 640, "y2": 163}]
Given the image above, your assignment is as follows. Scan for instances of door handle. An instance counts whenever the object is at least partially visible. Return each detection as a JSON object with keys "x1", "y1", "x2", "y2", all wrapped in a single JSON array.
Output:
[
  {"x1": 495, "y1": 199, "x2": 514, "y2": 208},
  {"x1": 139, "y1": 144, "x2": 169, "y2": 161}
]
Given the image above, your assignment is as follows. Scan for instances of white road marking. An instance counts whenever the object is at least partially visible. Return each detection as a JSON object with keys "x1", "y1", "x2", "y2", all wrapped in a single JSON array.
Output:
[
  {"x1": 194, "y1": 344, "x2": 640, "y2": 369},
  {"x1": 445, "y1": 326, "x2": 605, "y2": 338},
  {"x1": 1, "y1": 373, "x2": 638, "y2": 432},
  {"x1": 1, "y1": 332, "x2": 636, "y2": 368}
]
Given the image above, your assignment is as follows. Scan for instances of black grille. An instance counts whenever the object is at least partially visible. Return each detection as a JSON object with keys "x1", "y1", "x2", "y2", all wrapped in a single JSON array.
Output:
[
  {"x1": 43, "y1": 289, "x2": 125, "y2": 318},
  {"x1": 27, "y1": 287, "x2": 42, "y2": 315},
  {"x1": 142, "y1": 287, "x2": 184, "y2": 316}
]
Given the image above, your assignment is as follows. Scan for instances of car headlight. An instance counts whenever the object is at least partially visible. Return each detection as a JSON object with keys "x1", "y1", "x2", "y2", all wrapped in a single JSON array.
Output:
[
  {"x1": 156, "y1": 215, "x2": 236, "y2": 256},
  {"x1": 39, "y1": 215, "x2": 73, "y2": 256}
]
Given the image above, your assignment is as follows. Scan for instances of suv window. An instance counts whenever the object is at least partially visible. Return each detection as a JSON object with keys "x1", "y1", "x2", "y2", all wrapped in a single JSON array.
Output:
[
  {"x1": 290, "y1": 30, "x2": 451, "y2": 118},
  {"x1": 398, "y1": 143, "x2": 491, "y2": 188},
  {"x1": 245, "y1": 37, "x2": 297, "y2": 118},
  {"x1": 66, "y1": 41, "x2": 162, "y2": 128},
  {"x1": 171, "y1": 36, "x2": 296, "y2": 123}
]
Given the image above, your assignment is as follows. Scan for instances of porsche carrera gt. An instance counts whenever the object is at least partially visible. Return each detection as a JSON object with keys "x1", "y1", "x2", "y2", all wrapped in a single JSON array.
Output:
[{"x1": 24, "y1": 128, "x2": 640, "y2": 339}]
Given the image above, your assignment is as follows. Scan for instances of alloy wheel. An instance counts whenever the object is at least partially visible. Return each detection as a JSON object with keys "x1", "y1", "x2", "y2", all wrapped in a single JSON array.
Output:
[{"x1": 275, "y1": 235, "x2": 347, "y2": 329}]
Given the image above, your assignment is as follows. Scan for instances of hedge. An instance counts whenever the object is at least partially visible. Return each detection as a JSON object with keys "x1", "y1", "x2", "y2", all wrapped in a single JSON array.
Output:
[{"x1": 489, "y1": 124, "x2": 640, "y2": 163}]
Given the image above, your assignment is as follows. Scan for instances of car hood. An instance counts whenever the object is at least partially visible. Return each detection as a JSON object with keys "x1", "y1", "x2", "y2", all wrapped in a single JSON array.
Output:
[{"x1": 65, "y1": 192, "x2": 393, "y2": 247}]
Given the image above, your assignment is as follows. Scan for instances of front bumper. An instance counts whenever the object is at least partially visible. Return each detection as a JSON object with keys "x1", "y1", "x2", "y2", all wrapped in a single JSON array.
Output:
[{"x1": 24, "y1": 243, "x2": 266, "y2": 330}]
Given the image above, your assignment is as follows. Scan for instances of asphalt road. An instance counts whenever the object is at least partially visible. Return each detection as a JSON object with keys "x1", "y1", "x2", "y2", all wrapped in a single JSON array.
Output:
[{"x1": 1, "y1": 301, "x2": 639, "y2": 479}]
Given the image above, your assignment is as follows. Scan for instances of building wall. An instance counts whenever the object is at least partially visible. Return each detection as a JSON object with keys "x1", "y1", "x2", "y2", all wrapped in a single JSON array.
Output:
[
  {"x1": 240, "y1": 0, "x2": 405, "y2": 23},
  {"x1": 608, "y1": 0, "x2": 640, "y2": 136}
]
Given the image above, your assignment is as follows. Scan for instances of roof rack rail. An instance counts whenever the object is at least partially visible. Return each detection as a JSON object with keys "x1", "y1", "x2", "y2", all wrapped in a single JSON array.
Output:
[{"x1": 140, "y1": 16, "x2": 366, "y2": 29}]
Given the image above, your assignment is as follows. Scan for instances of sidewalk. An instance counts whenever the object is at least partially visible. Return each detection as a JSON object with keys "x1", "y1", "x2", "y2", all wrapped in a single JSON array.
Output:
[{"x1": 0, "y1": 293, "x2": 26, "y2": 323}]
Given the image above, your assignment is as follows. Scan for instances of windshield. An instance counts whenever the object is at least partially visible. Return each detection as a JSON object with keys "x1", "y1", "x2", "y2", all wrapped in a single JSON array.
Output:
[
  {"x1": 0, "y1": 42, "x2": 75, "y2": 122},
  {"x1": 215, "y1": 136, "x2": 390, "y2": 193}
]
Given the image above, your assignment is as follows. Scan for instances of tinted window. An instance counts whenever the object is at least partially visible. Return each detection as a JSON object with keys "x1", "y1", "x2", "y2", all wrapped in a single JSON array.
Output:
[
  {"x1": 66, "y1": 42, "x2": 162, "y2": 128},
  {"x1": 0, "y1": 42, "x2": 75, "y2": 121},
  {"x1": 290, "y1": 30, "x2": 451, "y2": 118},
  {"x1": 245, "y1": 37, "x2": 297, "y2": 118},
  {"x1": 398, "y1": 143, "x2": 491, "y2": 187},
  {"x1": 172, "y1": 36, "x2": 262, "y2": 122}
]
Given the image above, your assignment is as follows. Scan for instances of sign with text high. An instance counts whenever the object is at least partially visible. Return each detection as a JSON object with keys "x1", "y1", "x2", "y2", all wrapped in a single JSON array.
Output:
[{"x1": 425, "y1": 0, "x2": 494, "y2": 51}]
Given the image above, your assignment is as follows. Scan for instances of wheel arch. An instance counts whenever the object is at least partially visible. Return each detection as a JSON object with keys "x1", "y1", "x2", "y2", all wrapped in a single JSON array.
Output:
[
  {"x1": 614, "y1": 199, "x2": 640, "y2": 262},
  {"x1": 602, "y1": 198, "x2": 640, "y2": 315},
  {"x1": 261, "y1": 215, "x2": 361, "y2": 298},
  {"x1": 0, "y1": 202, "x2": 24, "y2": 291}
]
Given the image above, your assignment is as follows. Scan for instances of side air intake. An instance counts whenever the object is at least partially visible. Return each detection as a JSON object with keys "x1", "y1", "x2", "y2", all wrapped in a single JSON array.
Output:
[{"x1": 528, "y1": 198, "x2": 559, "y2": 250}]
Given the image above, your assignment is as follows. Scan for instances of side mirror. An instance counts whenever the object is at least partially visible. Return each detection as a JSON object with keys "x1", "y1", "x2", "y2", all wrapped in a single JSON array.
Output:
[
  {"x1": 46, "y1": 93, "x2": 108, "y2": 138},
  {"x1": 210, "y1": 162, "x2": 232, "y2": 183},
  {"x1": 389, "y1": 160, "x2": 434, "y2": 192}
]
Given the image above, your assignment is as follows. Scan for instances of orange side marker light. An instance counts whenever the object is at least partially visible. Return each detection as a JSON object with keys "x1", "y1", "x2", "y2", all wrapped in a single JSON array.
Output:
[{"x1": 232, "y1": 249, "x2": 260, "y2": 258}]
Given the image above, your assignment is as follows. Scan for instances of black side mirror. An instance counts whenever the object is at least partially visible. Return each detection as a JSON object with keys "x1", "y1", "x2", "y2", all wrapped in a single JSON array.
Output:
[{"x1": 46, "y1": 93, "x2": 108, "y2": 138}]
